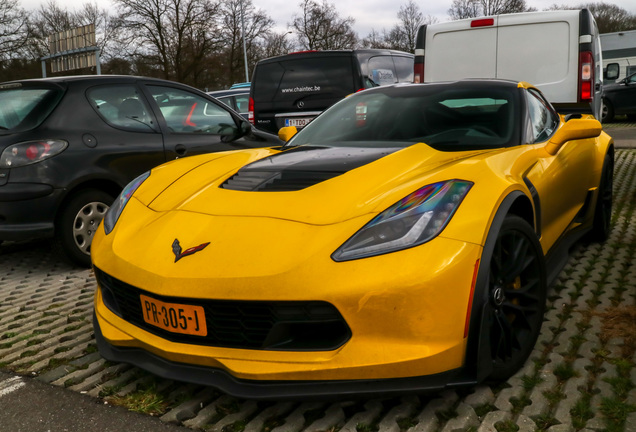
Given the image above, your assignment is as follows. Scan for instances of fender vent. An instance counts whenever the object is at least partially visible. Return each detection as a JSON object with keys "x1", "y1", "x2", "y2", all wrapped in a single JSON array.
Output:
[{"x1": 221, "y1": 170, "x2": 344, "y2": 191}]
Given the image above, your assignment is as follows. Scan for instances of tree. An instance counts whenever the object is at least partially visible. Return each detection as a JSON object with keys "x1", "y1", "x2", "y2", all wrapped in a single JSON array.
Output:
[
  {"x1": 217, "y1": 0, "x2": 274, "y2": 87},
  {"x1": 259, "y1": 31, "x2": 295, "y2": 59},
  {"x1": 0, "y1": 0, "x2": 30, "y2": 60},
  {"x1": 363, "y1": 1, "x2": 437, "y2": 52},
  {"x1": 114, "y1": 0, "x2": 223, "y2": 88},
  {"x1": 448, "y1": 0, "x2": 535, "y2": 19},
  {"x1": 290, "y1": 0, "x2": 357, "y2": 50},
  {"x1": 549, "y1": 2, "x2": 636, "y2": 33}
]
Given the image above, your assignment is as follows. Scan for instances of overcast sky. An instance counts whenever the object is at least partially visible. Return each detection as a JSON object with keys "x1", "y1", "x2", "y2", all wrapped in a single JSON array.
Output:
[{"x1": 20, "y1": 0, "x2": 636, "y2": 37}]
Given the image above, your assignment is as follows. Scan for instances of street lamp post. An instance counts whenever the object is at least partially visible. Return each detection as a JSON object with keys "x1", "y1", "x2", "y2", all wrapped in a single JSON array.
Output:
[{"x1": 240, "y1": 0, "x2": 249, "y2": 83}]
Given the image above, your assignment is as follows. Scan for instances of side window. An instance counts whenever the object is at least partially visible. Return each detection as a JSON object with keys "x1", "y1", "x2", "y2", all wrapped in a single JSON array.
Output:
[
  {"x1": 234, "y1": 95, "x2": 249, "y2": 112},
  {"x1": 526, "y1": 90, "x2": 559, "y2": 143},
  {"x1": 147, "y1": 86, "x2": 237, "y2": 135},
  {"x1": 87, "y1": 85, "x2": 156, "y2": 132},
  {"x1": 392, "y1": 56, "x2": 414, "y2": 83},
  {"x1": 366, "y1": 56, "x2": 398, "y2": 87}
]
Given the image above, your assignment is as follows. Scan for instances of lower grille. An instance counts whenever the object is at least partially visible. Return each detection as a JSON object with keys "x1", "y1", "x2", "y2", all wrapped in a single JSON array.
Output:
[{"x1": 94, "y1": 267, "x2": 351, "y2": 351}]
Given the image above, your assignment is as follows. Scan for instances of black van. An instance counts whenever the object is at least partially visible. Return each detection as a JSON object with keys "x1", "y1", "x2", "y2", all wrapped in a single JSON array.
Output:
[{"x1": 249, "y1": 49, "x2": 414, "y2": 134}]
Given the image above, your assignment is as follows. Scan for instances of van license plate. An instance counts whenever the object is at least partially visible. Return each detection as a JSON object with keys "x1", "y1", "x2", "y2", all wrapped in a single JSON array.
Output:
[
  {"x1": 285, "y1": 118, "x2": 312, "y2": 128},
  {"x1": 140, "y1": 294, "x2": 207, "y2": 336}
]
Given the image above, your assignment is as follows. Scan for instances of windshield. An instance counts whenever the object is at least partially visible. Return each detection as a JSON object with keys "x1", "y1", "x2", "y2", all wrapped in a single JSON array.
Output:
[
  {"x1": 285, "y1": 83, "x2": 521, "y2": 152},
  {"x1": 0, "y1": 84, "x2": 64, "y2": 132}
]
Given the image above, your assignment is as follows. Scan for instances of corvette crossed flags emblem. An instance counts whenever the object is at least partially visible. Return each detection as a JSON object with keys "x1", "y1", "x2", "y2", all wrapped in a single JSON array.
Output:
[{"x1": 172, "y1": 239, "x2": 210, "y2": 263}]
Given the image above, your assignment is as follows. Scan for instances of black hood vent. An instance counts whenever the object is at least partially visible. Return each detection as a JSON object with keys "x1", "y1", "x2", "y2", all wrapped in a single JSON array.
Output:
[
  {"x1": 221, "y1": 146, "x2": 398, "y2": 192},
  {"x1": 222, "y1": 170, "x2": 344, "y2": 192}
]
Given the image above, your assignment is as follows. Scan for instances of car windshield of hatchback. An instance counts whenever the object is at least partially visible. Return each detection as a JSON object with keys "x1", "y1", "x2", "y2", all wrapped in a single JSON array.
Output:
[
  {"x1": 0, "y1": 85, "x2": 63, "y2": 132},
  {"x1": 284, "y1": 84, "x2": 520, "y2": 151}
]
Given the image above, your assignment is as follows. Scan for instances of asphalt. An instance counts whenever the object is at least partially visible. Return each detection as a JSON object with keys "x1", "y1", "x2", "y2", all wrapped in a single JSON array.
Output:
[{"x1": 1, "y1": 124, "x2": 636, "y2": 432}]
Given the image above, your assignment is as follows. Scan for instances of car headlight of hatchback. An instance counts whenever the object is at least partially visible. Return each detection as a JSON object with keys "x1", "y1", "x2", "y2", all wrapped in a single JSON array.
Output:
[
  {"x1": 332, "y1": 180, "x2": 473, "y2": 261},
  {"x1": 0, "y1": 140, "x2": 68, "y2": 168},
  {"x1": 103, "y1": 171, "x2": 150, "y2": 235}
]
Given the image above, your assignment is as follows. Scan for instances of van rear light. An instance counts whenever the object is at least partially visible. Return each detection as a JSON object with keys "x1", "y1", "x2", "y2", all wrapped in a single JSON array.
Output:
[
  {"x1": 471, "y1": 18, "x2": 494, "y2": 28},
  {"x1": 414, "y1": 62, "x2": 424, "y2": 83},
  {"x1": 579, "y1": 51, "x2": 594, "y2": 102},
  {"x1": 248, "y1": 97, "x2": 254, "y2": 125}
]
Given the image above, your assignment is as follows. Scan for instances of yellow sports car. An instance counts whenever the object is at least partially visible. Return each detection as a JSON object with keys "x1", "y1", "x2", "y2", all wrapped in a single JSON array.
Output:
[{"x1": 91, "y1": 80, "x2": 613, "y2": 399}]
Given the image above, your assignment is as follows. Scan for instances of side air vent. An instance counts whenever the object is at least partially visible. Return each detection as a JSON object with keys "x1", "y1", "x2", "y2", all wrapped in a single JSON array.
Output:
[{"x1": 222, "y1": 170, "x2": 344, "y2": 192}]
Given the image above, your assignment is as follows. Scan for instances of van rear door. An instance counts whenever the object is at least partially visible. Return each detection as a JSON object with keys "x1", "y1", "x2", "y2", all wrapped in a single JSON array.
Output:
[{"x1": 251, "y1": 53, "x2": 357, "y2": 134}]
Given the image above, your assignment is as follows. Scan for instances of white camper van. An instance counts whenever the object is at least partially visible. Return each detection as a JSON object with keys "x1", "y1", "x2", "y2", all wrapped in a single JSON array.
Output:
[
  {"x1": 414, "y1": 10, "x2": 603, "y2": 119},
  {"x1": 601, "y1": 29, "x2": 636, "y2": 83}
]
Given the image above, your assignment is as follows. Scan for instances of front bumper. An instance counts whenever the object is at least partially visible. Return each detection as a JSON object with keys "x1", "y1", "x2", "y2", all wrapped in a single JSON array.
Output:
[{"x1": 93, "y1": 312, "x2": 471, "y2": 400}]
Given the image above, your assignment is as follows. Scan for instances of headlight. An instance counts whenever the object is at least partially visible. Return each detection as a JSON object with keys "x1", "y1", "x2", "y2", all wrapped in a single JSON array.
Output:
[
  {"x1": 332, "y1": 180, "x2": 473, "y2": 261},
  {"x1": 0, "y1": 140, "x2": 67, "y2": 168},
  {"x1": 103, "y1": 171, "x2": 150, "y2": 235}
]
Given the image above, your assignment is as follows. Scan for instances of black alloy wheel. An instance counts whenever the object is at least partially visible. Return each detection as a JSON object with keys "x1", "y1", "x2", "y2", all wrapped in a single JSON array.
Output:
[
  {"x1": 589, "y1": 152, "x2": 614, "y2": 243},
  {"x1": 485, "y1": 215, "x2": 546, "y2": 381}
]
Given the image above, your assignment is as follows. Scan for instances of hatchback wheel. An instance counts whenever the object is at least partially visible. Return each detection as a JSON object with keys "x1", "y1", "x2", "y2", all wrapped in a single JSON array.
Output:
[{"x1": 55, "y1": 189, "x2": 113, "y2": 267}]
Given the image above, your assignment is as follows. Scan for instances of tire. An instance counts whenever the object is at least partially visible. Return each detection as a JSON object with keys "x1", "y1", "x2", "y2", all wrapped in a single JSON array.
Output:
[
  {"x1": 588, "y1": 152, "x2": 613, "y2": 243},
  {"x1": 55, "y1": 189, "x2": 114, "y2": 267},
  {"x1": 601, "y1": 99, "x2": 614, "y2": 123},
  {"x1": 627, "y1": 114, "x2": 636, "y2": 122},
  {"x1": 480, "y1": 216, "x2": 547, "y2": 381}
]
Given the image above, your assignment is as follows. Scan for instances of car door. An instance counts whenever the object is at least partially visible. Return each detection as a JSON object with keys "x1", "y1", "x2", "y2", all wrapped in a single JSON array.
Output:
[
  {"x1": 613, "y1": 73, "x2": 636, "y2": 113},
  {"x1": 142, "y1": 83, "x2": 259, "y2": 160},
  {"x1": 86, "y1": 83, "x2": 166, "y2": 182},
  {"x1": 525, "y1": 89, "x2": 596, "y2": 247}
]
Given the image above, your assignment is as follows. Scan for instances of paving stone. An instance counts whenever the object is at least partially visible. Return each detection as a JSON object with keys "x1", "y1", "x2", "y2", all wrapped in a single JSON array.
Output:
[
  {"x1": 305, "y1": 403, "x2": 346, "y2": 432},
  {"x1": 340, "y1": 399, "x2": 383, "y2": 432},
  {"x1": 242, "y1": 402, "x2": 296, "y2": 432},
  {"x1": 547, "y1": 425, "x2": 574, "y2": 432},
  {"x1": 554, "y1": 377, "x2": 587, "y2": 425},
  {"x1": 464, "y1": 386, "x2": 495, "y2": 408},
  {"x1": 515, "y1": 414, "x2": 537, "y2": 432},
  {"x1": 440, "y1": 402, "x2": 478, "y2": 432},
  {"x1": 158, "y1": 387, "x2": 219, "y2": 424},
  {"x1": 625, "y1": 412, "x2": 636, "y2": 432},
  {"x1": 476, "y1": 410, "x2": 510, "y2": 432},
  {"x1": 494, "y1": 385, "x2": 524, "y2": 412},
  {"x1": 377, "y1": 395, "x2": 419, "y2": 432},
  {"x1": 270, "y1": 402, "x2": 326, "y2": 432}
]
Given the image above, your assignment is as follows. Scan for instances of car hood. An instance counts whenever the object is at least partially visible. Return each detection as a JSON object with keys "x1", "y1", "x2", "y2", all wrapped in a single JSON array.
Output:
[{"x1": 142, "y1": 143, "x2": 491, "y2": 225}]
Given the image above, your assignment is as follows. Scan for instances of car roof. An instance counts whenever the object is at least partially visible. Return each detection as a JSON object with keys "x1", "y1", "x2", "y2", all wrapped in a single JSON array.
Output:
[
  {"x1": 207, "y1": 88, "x2": 249, "y2": 98},
  {"x1": 0, "y1": 75, "x2": 195, "y2": 87}
]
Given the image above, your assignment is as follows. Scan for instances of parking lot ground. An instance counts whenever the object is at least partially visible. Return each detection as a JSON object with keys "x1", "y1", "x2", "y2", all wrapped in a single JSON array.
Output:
[{"x1": 1, "y1": 150, "x2": 636, "y2": 432}]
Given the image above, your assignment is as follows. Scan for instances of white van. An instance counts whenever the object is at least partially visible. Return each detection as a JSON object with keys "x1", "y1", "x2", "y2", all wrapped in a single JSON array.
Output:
[{"x1": 414, "y1": 10, "x2": 603, "y2": 119}]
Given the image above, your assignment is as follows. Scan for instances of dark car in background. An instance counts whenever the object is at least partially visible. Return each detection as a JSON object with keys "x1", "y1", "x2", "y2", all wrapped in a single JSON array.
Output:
[
  {"x1": 207, "y1": 86, "x2": 250, "y2": 119},
  {"x1": 249, "y1": 49, "x2": 414, "y2": 134},
  {"x1": 601, "y1": 71, "x2": 636, "y2": 122},
  {"x1": 0, "y1": 75, "x2": 279, "y2": 266}
]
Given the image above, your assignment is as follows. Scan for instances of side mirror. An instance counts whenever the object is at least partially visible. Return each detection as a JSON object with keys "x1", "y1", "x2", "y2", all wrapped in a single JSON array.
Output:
[
  {"x1": 278, "y1": 126, "x2": 298, "y2": 142},
  {"x1": 544, "y1": 118, "x2": 602, "y2": 156},
  {"x1": 605, "y1": 63, "x2": 619, "y2": 81}
]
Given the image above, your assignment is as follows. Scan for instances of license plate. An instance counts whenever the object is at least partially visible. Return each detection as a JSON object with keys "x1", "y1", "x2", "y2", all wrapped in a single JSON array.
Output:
[
  {"x1": 140, "y1": 294, "x2": 207, "y2": 337},
  {"x1": 285, "y1": 117, "x2": 312, "y2": 128}
]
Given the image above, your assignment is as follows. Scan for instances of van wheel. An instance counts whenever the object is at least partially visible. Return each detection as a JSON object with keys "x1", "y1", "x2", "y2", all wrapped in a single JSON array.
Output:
[
  {"x1": 601, "y1": 99, "x2": 614, "y2": 123},
  {"x1": 55, "y1": 189, "x2": 113, "y2": 267}
]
